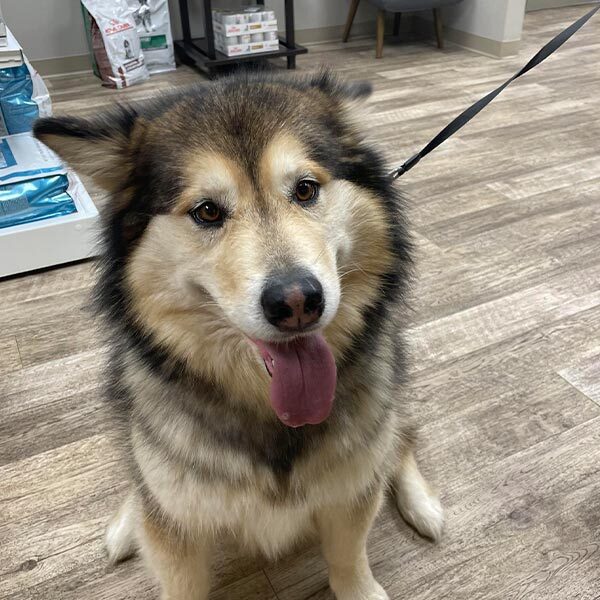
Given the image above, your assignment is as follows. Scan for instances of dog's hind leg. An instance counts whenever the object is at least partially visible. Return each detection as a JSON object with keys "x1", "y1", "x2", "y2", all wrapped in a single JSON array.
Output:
[
  {"x1": 393, "y1": 446, "x2": 444, "y2": 541},
  {"x1": 105, "y1": 491, "x2": 138, "y2": 564}
]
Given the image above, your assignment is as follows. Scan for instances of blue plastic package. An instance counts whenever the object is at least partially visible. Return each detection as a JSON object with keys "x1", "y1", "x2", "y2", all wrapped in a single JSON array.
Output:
[
  {"x1": 0, "y1": 64, "x2": 39, "y2": 134},
  {"x1": 0, "y1": 174, "x2": 76, "y2": 229},
  {"x1": 0, "y1": 28, "x2": 52, "y2": 135},
  {"x1": 0, "y1": 133, "x2": 77, "y2": 229}
]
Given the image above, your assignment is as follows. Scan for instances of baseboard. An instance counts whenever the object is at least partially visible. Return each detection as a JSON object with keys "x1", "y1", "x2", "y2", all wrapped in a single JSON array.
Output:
[
  {"x1": 295, "y1": 20, "x2": 371, "y2": 45},
  {"x1": 295, "y1": 15, "x2": 411, "y2": 45},
  {"x1": 526, "y1": 0, "x2": 596, "y2": 11},
  {"x1": 31, "y1": 54, "x2": 92, "y2": 77},
  {"x1": 413, "y1": 16, "x2": 521, "y2": 58}
]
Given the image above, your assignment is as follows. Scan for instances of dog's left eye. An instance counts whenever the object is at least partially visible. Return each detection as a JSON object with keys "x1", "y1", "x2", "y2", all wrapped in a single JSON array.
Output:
[
  {"x1": 189, "y1": 201, "x2": 224, "y2": 227},
  {"x1": 294, "y1": 180, "x2": 319, "y2": 204}
]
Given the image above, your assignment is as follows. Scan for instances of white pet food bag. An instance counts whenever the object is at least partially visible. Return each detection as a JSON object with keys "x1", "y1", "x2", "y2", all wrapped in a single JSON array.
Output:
[
  {"x1": 126, "y1": 0, "x2": 176, "y2": 74},
  {"x1": 81, "y1": 0, "x2": 149, "y2": 89}
]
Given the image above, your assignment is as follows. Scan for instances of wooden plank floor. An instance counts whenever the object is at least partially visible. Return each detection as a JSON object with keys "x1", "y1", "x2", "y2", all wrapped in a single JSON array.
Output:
[{"x1": 2, "y1": 6, "x2": 600, "y2": 599}]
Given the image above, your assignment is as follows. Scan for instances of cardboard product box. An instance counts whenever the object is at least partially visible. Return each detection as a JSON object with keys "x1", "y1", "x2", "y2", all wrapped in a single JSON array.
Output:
[
  {"x1": 213, "y1": 19, "x2": 277, "y2": 37},
  {"x1": 213, "y1": 9, "x2": 280, "y2": 57},
  {"x1": 216, "y1": 38, "x2": 279, "y2": 57},
  {"x1": 0, "y1": 19, "x2": 9, "y2": 48}
]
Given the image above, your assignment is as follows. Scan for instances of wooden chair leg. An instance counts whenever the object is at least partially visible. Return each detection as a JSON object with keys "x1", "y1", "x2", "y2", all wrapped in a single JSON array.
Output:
[
  {"x1": 342, "y1": 0, "x2": 360, "y2": 43},
  {"x1": 433, "y1": 8, "x2": 444, "y2": 49},
  {"x1": 376, "y1": 9, "x2": 385, "y2": 58},
  {"x1": 393, "y1": 12, "x2": 402, "y2": 37}
]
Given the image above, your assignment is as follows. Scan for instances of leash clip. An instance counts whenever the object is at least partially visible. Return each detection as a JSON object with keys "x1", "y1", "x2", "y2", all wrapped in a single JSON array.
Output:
[{"x1": 390, "y1": 152, "x2": 421, "y2": 180}]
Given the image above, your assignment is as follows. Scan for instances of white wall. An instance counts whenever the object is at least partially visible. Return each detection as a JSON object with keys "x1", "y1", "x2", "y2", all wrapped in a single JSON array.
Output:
[
  {"x1": 440, "y1": 0, "x2": 527, "y2": 43},
  {"x1": 2, "y1": 0, "x2": 89, "y2": 61},
  {"x1": 1, "y1": 0, "x2": 376, "y2": 61}
]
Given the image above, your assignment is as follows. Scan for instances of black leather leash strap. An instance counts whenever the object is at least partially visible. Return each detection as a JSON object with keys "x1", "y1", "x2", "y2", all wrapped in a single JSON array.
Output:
[{"x1": 389, "y1": 3, "x2": 600, "y2": 180}]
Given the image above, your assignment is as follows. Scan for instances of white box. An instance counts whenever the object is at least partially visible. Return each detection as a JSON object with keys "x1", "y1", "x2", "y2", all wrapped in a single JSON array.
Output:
[
  {"x1": 213, "y1": 19, "x2": 277, "y2": 37},
  {"x1": 249, "y1": 39, "x2": 279, "y2": 53},
  {"x1": 0, "y1": 27, "x2": 24, "y2": 68},
  {"x1": 216, "y1": 38, "x2": 279, "y2": 57},
  {"x1": 0, "y1": 172, "x2": 100, "y2": 278}
]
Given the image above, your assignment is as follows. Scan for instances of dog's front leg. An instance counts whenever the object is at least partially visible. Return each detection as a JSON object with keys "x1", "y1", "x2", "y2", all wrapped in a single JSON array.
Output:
[
  {"x1": 139, "y1": 510, "x2": 212, "y2": 600},
  {"x1": 316, "y1": 487, "x2": 389, "y2": 600}
]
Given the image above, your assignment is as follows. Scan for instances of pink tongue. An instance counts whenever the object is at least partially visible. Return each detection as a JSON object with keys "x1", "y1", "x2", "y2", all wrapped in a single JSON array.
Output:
[{"x1": 255, "y1": 334, "x2": 337, "y2": 428}]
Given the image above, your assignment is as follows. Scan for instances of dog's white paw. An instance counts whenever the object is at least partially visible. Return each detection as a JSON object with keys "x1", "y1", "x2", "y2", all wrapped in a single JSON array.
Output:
[
  {"x1": 334, "y1": 579, "x2": 389, "y2": 600},
  {"x1": 394, "y1": 452, "x2": 445, "y2": 541},
  {"x1": 105, "y1": 493, "x2": 137, "y2": 564},
  {"x1": 396, "y1": 487, "x2": 444, "y2": 541}
]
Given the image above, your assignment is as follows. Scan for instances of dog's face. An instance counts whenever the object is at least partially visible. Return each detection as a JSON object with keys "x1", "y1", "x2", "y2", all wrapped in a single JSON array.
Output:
[
  {"x1": 163, "y1": 131, "x2": 343, "y2": 344},
  {"x1": 35, "y1": 72, "x2": 405, "y2": 426}
]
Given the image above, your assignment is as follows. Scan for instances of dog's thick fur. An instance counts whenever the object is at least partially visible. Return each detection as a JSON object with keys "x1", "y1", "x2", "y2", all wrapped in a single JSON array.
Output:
[{"x1": 34, "y1": 71, "x2": 443, "y2": 600}]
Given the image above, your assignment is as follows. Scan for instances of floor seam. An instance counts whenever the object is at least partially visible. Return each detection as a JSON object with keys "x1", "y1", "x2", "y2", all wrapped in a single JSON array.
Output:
[
  {"x1": 555, "y1": 370, "x2": 600, "y2": 410},
  {"x1": 14, "y1": 336, "x2": 24, "y2": 369},
  {"x1": 263, "y1": 568, "x2": 282, "y2": 600}
]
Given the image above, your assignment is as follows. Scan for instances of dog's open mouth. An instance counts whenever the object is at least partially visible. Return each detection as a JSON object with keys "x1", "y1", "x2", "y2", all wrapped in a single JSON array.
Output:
[{"x1": 252, "y1": 334, "x2": 337, "y2": 428}]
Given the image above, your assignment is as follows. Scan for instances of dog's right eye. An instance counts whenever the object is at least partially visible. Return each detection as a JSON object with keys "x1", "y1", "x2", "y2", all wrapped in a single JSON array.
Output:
[{"x1": 189, "y1": 201, "x2": 224, "y2": 227}]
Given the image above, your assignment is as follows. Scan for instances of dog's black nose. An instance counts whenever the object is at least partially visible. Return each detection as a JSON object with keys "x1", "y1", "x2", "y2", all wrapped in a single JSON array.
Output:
[{"x1": 261, "y1": 271, "x2": 324, "y2": 331}]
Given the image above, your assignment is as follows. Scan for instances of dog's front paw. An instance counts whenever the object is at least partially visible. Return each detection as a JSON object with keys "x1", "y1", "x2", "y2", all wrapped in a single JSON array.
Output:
[{"x1": 333, "y1": 578, "x2": 389, "y2": 600}]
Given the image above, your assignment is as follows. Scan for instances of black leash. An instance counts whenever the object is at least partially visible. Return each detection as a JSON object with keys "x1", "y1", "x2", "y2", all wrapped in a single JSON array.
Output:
[{"x1": 389, "y1": 4, "x2": 599, "y2": 180}]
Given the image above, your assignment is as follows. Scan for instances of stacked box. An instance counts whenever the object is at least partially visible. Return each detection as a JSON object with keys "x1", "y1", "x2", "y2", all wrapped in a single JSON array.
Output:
[{"x1": 212, "y1": 6, "x2": 279, "y2": 57}]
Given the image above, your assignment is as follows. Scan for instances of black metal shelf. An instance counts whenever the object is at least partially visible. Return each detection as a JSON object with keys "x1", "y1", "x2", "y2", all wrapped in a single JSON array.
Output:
[
  {"x1": 175, "y1": 38, "x2": 306, "y2": 71},
  {"x1": 175, "y1": 0, "x2": 306, "y2": 77}
]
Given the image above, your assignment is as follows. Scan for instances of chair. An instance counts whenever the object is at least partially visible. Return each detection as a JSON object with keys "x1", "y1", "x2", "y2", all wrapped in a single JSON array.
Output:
[{"x1": 342, "y1": 0, "x2": 463, "y2": 58}]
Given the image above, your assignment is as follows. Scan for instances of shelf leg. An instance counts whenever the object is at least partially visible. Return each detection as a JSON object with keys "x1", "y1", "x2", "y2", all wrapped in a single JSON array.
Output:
[
  {"x1": 203, "y1": 0, "x2": 216, "y2": 60},
  {"x1": 285, "y1": 0, "x2": 297, "y2": 69}
]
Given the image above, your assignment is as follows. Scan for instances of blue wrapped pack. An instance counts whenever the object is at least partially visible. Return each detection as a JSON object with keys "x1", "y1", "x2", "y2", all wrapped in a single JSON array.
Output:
[
  {"x1": 0, "y1": 28, "x2": 52, "y2": 135},
  {"x1": 0, "y1": 133, "x2": 76, "y2": 229},
  {"x1": 0, "y1": 63, "x2": 42, "y2": 134}
]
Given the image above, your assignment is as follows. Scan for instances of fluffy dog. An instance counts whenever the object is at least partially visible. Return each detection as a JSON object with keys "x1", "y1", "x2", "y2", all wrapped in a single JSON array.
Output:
[{"x1": 34, "y1": 70, "x2": 443, "y2": 600}]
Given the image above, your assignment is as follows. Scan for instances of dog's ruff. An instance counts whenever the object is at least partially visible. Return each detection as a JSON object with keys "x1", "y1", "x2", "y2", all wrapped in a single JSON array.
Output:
[{"x1": 34, "y1": 70, "x2": 443, "y2": 600}]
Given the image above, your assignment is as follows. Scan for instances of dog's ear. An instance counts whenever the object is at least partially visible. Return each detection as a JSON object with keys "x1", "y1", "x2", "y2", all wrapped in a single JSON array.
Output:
[
  {"x1": 306, "y1": 70, "x2": 373, "y2": 105},
  {"x1": 338, "y1": 80, "x2": 373, "y2": 103},
  {"x1": 33, "y1": 105, "x2": 146, "y2": 193}
]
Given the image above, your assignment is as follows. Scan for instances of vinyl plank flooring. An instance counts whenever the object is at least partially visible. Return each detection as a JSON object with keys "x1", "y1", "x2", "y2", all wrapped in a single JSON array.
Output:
[
  {"x1": 0, "y1": 336, "x2": 21, "y2": 375},
  {"x1": 0, "y1": 261, "x2": 95, "y2": 306},
  {"x1": 410, "y1": 219, "x2": 600, "y2": 327},
  {"x1": 0, "y1": 388, "x2": 106, "y2": 466},
  {"x1": 0, "y1": 290, "x2": 102, "y2": 367},
  {"x1": 410, "y1": 262, "x2": 600, "y2": 370},
  {"x1": 417, "y1": 176, "x2": 600, "y2": 248},
  {"x1": 210, "y1": 572, "x2": 279, "y2": 600},
  {"x1": 558, "y1": 350, "x2": 600, "y2": 406},
  {"x1": 1, "y1": 6, "x2": 599, "y2": 600}
]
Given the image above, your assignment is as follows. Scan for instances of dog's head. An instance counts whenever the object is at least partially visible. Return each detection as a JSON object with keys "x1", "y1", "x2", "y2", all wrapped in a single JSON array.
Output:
[{"x1": 34, "y1": 71, "x2": 409, "y2": 427}]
